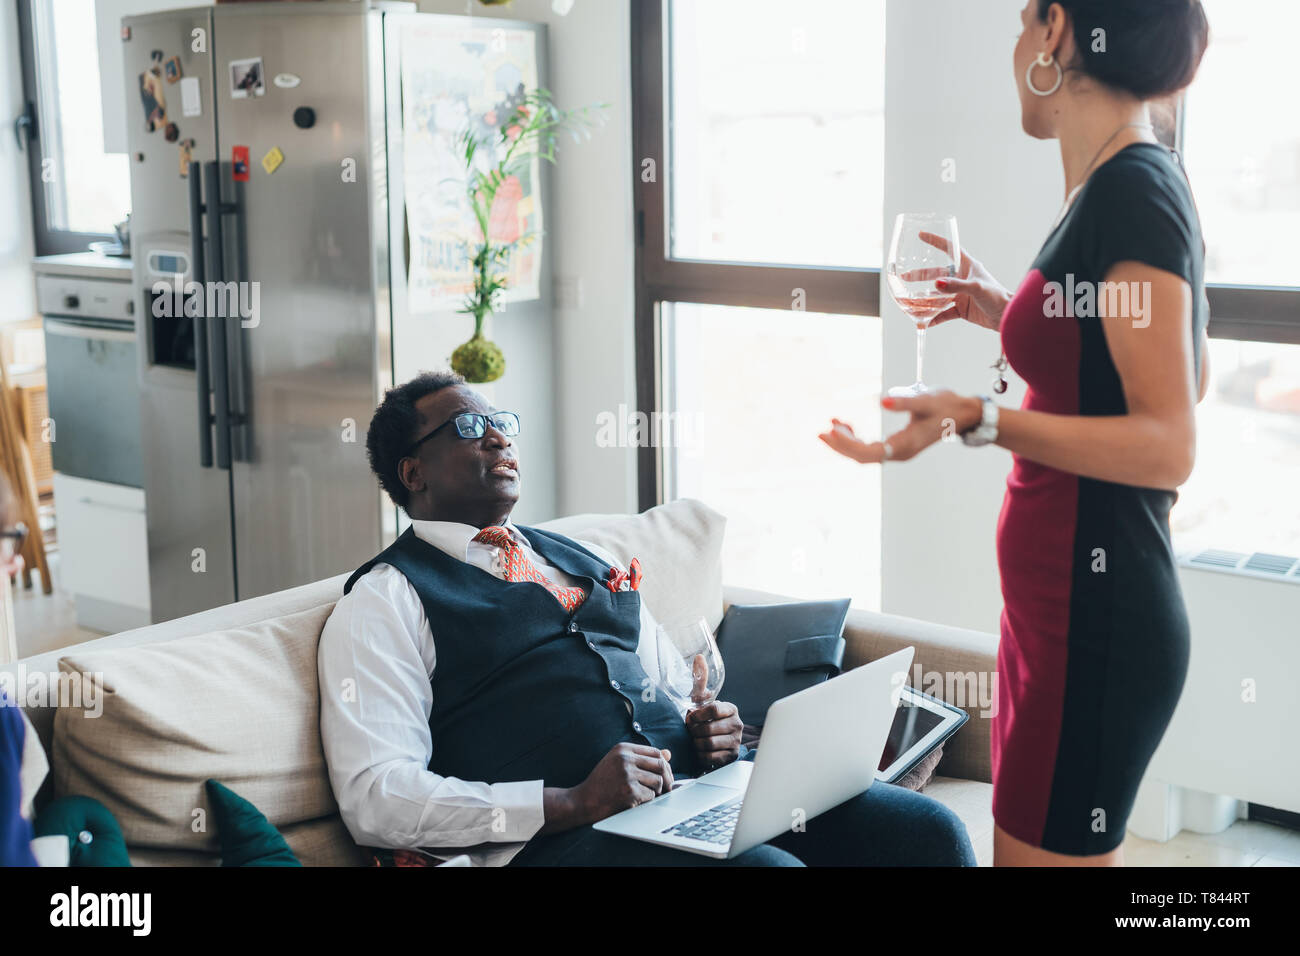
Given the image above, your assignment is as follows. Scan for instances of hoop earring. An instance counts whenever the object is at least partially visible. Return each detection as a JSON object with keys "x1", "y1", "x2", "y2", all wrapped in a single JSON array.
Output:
[{"x1": 1026, "y1": 52, "x2": 1063, "y2": 97}]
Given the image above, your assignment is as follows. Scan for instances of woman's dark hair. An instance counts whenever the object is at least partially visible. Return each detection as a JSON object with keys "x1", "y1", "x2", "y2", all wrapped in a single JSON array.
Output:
[
  {"x1": 1038, "y1": 0, "x2": 1210, "y2": 99},
  {"x1": 366, "y1": 370, "x2": 465, "y2": 510}
]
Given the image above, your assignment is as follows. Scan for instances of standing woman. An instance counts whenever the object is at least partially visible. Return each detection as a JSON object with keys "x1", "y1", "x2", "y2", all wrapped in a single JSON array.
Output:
[{"x1": 821, "y1": 0, "x2": 1211, "y2": 865}]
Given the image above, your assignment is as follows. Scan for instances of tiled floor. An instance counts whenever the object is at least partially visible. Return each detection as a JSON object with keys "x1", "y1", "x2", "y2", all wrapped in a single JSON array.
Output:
[
  {"x1": 1124, "y1": 819, "x2": 1300, "y2": 867},
  {"x1": 929, "y1": 776, "x2": 1297, "y2": 867}
]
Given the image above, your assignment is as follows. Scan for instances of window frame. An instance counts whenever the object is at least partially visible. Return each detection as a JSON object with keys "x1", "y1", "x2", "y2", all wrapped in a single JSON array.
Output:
[
  {"x1": 630, "y1": 0, "x2": 882, "y2": 511},
  {"x1": 15, "y1": 0, "x2": 120, "y2": 256},
  {"x1": 632, "y1": 0, "x2": 1300, "y2": 511}
]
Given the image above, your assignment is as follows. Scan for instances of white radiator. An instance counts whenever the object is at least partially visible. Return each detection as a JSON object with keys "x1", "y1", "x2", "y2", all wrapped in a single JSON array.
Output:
[{"x1": 1130, "y1": 550, "x2": 1300, "y2": 840}]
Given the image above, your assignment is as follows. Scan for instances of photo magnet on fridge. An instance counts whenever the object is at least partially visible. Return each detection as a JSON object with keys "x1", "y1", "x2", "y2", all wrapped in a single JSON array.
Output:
[
  {"x1": 138, "y1": 69, "x2": 167, "y2": 132},
  {"x1": 232, "y1": 145, "x2": 250, "y2": 182},
  {"x1": 229, "y1": 57, "x2": 266, "y2": 99},
  {"x1": 165, "y1": 56, "x2": 182, "y2": 83}
]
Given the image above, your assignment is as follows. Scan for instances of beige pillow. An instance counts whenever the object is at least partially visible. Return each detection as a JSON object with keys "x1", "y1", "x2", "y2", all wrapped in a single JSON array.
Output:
[
  {"x1": 538, "y1": 498, "x2": 727, "y2": 630},
  {"x1": 52, "y1": 604, "x2": 337, "y2": 853}
]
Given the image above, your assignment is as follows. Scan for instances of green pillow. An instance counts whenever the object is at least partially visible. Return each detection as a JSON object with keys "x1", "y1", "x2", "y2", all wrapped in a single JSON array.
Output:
[
  {"x1": 34, "y1": 795, "x2": 132, "y2": 867},
  {"x1": 204, "y1": 779, "x2": 301, "y2": 867}
]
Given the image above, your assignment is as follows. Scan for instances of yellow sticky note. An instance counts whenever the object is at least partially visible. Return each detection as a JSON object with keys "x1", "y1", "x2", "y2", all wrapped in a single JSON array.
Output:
[{"x1": 261, "y1": 146, "x2": 284, "y2": 175}]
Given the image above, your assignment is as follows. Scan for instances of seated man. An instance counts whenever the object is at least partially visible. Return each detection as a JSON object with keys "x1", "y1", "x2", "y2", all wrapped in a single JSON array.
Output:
[{"x1": 318, "y1": 371, "x2": 976, "y2": 866}]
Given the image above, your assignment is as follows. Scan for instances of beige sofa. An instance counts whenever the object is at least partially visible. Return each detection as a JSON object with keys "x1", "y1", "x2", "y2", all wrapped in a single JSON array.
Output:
[{"x1": 4, "y1": 501, "x2": 997, "y2": 866}]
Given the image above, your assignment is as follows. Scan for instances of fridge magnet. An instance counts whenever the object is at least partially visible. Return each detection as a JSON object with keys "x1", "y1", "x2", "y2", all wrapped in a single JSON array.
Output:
[
  {"x1": 232, "y1": 145, "x2": 250, "y2": 182},
  {"x1": 261, "y1": 146, "x2": 284, "y2": 175},
  {"x1": 179, "y1": 138, "x2": 196, "y2": 178},
  {"x1": 164, "y1": 122, "x2": 180, "y2": 143},
  {"x1": 138, "y1": 68, "x2": 167, "y2": 132},
  {"x1": 273, "y1": 73, "x2": 301, "y2": 90},
  {"x1": 180, "y1": 76, "x2": 201, "y2": 118},
  {"x1": 165, "y1": 56, "x2": 183, "y2": 83},
  {"x1": 229, "y1": 57, "x2": 266, "y2": 99}
]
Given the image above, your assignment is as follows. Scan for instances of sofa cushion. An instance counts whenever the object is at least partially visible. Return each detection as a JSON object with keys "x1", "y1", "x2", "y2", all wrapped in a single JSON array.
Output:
[
  {"x1": 539, "y1": 499, "x2": 726, "y2": 630},
  {"x1": 52, "y1": 604, "x2": 336, "y2": 854},
  {"x1": 923, "y1": 776, "x2": 994, "y2": 867}
]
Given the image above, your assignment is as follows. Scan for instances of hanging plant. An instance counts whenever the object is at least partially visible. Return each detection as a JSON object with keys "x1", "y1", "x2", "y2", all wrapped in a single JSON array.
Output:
[{"x1": 449, "y1": 88, "x2": 604, "y2": 383}]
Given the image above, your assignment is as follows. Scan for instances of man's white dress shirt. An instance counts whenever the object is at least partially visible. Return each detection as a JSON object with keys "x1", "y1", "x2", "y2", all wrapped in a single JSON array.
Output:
[{"x1": 317, "y1": 519, "x2": 682, "y2": 867}]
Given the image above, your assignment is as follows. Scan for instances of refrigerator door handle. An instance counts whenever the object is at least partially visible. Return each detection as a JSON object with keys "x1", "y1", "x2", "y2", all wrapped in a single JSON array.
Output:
[
  {"x1": 223, "y1": 181, "x2": 250, "y2": 463},
  {"x1": 203, "y1": 161, "x2": 233, "y2": 471},
  {"x1": 188, "y1": 168, "x2": 214, "y2": 468}
]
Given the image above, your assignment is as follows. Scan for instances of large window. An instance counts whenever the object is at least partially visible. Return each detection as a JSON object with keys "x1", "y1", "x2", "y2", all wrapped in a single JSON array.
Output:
[
  {"x1": 668, "y1": 0, "x2": 885, "y2": 269},
  {"x1": 18, "y1": 0, "x2": 131, "y2": 254},
  {"x1": 634, "y1": 0, "x2": 886, "y2": 607},
  {"x1": 665, "y1": 304, "x2": 883, "y2": 607},
  {"x1": 1183, "y1": 1, "x2": 1300, "y2": 289},
  {"x1": 1171, "y1": 0, "x2": 1300, "y2": 559},
  {"x1": 634, "y1": 0, "x2": 1300, "y2": 604}
]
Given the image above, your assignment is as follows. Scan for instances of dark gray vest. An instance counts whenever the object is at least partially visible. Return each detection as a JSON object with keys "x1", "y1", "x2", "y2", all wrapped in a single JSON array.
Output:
[{"x1": 343, "y1": 526, "x2": 696, "y2": 788}]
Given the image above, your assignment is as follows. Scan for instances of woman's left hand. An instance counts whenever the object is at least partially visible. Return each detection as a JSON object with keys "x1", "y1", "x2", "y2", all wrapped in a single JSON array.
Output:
[{"x1": 818, "y1": 391, "x2": 983, "y2": 464}]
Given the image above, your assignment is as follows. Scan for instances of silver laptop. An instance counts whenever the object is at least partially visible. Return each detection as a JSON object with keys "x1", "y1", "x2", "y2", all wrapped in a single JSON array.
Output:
[{"x1": 593, "y1": 646, "x2": 915, "y2": 859}]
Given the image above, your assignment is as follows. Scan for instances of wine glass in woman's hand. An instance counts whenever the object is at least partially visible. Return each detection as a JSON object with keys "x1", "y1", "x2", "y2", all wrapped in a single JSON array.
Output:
[{"x1": 917, "y1": 231, "x2": 1012, "y2": 333}]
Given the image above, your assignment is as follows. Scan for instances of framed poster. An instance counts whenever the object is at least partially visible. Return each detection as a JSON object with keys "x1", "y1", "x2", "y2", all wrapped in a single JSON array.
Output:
[{"x1": 400, "y1": 21, "x2": 544, "y2": 314}]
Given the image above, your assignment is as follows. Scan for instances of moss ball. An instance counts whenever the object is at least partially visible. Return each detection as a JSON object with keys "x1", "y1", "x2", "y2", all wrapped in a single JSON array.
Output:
[{"x1": 451, "y1": 336, "x2": 506, "y2": 383}]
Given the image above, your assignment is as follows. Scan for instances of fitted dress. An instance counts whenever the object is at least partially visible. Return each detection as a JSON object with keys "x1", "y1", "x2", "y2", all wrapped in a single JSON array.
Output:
[{"x1": 992, "y1": 143, "x2": 1207, "y2": 856}]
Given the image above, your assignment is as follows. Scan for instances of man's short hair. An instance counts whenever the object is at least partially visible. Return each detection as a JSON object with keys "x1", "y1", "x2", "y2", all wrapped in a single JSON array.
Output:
[{"x1": 366, "y1": 370, "x2": 465, "y2": 510}]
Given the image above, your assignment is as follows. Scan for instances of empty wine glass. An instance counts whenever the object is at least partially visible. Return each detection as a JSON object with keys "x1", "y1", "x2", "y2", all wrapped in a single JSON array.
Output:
[
  {"x1": 656, "y1": 618, "x2": 725, "y2": 713},
  {"x1": 885, "y1": 213, "x2": 961, "y2": 397}
]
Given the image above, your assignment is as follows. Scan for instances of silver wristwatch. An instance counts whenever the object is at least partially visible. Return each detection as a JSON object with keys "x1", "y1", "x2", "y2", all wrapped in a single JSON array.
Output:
[{"x1": 961, "y1": 396, "x2": 1000, "y2": 447}]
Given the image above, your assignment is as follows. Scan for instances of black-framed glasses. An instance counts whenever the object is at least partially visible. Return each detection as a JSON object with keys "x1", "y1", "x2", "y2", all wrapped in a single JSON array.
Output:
[{"x1": 406, "y1": 411, "x2": 521, "y2": 457}]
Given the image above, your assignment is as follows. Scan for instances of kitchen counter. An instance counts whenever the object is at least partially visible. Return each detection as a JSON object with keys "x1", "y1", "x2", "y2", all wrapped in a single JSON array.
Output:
[{"x1": 32, "y1": 252, "x2": 133, "y2": 281}]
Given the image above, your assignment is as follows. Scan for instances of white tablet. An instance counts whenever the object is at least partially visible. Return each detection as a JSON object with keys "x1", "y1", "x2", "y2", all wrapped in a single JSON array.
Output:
[{"x1": 875, "y1": 685, "x2": 969, "y2": 783}]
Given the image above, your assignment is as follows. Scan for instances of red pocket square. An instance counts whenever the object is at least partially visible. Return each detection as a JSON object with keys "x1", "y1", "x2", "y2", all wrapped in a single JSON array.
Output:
[{"x1": 605, "y1": 560, "x2": 644, "y2": 593}]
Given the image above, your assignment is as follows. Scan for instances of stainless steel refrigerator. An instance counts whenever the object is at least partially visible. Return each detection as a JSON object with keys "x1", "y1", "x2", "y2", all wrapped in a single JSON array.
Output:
[{"x1": 121, "y1": 2, "x2": 548, "y2": 622}]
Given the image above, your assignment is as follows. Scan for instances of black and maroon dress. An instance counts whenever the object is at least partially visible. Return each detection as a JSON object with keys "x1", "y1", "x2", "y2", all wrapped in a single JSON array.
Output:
[{"x1": 993, "y1": 143, "x2": 1207, "y2": 856}]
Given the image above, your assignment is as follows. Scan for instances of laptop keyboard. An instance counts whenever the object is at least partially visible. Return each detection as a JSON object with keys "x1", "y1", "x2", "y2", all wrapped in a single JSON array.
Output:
[{"x1": 663, "y1": 799, "x2": 743, "y2": 845}]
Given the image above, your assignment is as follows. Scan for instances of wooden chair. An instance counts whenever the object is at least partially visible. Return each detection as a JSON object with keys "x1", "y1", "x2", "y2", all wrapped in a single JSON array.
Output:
[{"x1": 0, "y1": 361, "x2": 51, "y2": 597}]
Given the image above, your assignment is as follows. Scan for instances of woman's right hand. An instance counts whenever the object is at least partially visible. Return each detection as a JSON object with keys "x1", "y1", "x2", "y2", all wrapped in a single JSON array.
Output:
[{"x1": 919, "y1": 231, "x2": 1012, "y2": 332}]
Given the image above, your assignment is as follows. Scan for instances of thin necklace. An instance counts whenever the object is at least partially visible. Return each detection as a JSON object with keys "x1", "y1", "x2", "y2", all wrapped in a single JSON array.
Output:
[
  {"x1": 993, "y1": 121, "x2": 1155, "y2": 395},
  {"x1": 1051, "y1": 121, "x2": 1155, "y2": 229}
]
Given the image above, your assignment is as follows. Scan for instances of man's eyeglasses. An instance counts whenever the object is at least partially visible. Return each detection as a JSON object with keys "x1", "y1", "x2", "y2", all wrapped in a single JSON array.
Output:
[{"x1": 406, "y1": 412, "x2": 521, "y2": 457}]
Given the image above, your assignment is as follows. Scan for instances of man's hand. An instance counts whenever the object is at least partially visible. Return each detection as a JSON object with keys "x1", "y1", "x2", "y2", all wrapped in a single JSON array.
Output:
[
  {"x1": 686, "y1": 701, "x2": 743, "y2": 772},
  {"x1": 542, "y1": 742, "x2": 673, "y2": 832}
]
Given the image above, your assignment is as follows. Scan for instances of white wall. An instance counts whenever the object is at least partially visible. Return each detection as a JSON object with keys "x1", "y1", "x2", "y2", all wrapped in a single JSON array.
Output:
[
  {"x1": 0, "y1": 0, "x2": 36, "y2": 325},
  {"x1": 881, "y1": 0, "x2": 1060, "y2": 631},
  {"x1": 416, "y1": 0, "x2": 638, "y2": 518}
]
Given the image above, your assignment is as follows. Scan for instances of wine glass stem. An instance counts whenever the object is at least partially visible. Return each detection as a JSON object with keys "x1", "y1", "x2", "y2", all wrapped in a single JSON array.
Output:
[{"x1": 915, "y1": 324, "x2": 927, "y2": 386}]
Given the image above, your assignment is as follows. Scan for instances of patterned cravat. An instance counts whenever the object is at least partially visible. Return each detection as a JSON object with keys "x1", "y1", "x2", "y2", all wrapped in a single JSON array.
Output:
[{"x1": 472, "y1": 526, "x2": 587, "y2": 613}]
